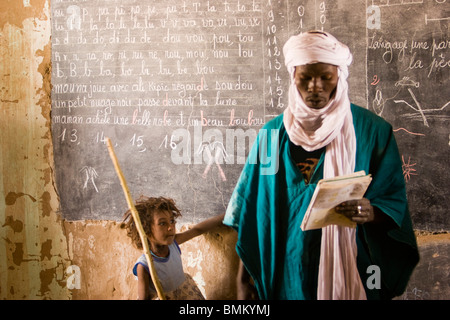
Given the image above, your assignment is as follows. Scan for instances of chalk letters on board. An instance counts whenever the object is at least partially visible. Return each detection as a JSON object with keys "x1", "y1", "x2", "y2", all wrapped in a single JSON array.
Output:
[{"x1": 51, "y1": 1, "x2": 448, "y2": 231}]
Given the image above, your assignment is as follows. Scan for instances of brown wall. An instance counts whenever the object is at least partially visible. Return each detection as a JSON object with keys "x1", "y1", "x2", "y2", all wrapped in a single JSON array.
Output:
[
  {"x1": 63, "y1": 221, "x2": 238, "y2": 300},
  {"x1": 1, "y1": 0, "x2": 72, "y2": 299},
  {"x1": 0, "y1": 0, "x2": 448, "y2": 300}
]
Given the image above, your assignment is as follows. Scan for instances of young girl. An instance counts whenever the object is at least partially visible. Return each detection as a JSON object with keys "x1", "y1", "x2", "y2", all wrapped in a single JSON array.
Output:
[{"x1": 121, "y1": 195, "x2": 225, "y2": 300}]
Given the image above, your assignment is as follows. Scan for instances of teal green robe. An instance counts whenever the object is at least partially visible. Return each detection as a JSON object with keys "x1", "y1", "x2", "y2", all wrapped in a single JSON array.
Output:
[{"x1": 224, "y1": 104, "x2": 420, "y2": 300}]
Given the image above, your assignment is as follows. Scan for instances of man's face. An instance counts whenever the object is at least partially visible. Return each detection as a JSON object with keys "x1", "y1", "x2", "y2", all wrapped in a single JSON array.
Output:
[{"x1": 294, "y1": 63, "x2": 338, "y2": 109}]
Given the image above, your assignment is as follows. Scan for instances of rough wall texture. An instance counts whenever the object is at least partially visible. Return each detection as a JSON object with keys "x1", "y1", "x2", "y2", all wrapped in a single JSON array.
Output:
[
  {"x1": 0, "y1": 0, "x2": 72, "y2": 299},
  {"x1": 178, "y1": 225, "x2": 239, "y2": 299},
  {"x1": 62, "y1": 221, "x2": 138, "y2": 299},
  {"x1": 399, "y1": 233, "x2": 450, "y2": 300},
  {"x1": 63, "y1": 221, "x2": 238, "y2": 300},
  {"x1": 0, "y1": 0, "x2": 448, "y2": 300}
]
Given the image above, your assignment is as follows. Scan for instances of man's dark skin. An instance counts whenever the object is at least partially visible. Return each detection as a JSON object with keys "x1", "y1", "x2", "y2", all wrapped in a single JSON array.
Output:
[{"x1": 236, "y1": 63, "x2": 394, "y2": 300}]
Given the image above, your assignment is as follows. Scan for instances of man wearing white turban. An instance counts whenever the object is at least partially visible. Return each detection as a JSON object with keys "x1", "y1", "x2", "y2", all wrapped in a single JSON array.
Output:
[{"x1": 224, "y1": 31, "x2": 419, "y2": 300}]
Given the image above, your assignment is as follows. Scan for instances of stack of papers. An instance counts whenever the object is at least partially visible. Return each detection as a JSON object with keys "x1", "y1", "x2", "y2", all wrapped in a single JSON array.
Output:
[{"x1": 300, "y1": 171, "x2": 372, "y2": 231}]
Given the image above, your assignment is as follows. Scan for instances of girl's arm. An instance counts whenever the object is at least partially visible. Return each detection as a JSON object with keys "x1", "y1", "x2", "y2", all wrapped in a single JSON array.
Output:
[
  {"x1": 136, "y1": 264, "x2": 151, "y2": 300},
  {"x1": 175, "y1": 213, "x2": 225, "y2": 245}
]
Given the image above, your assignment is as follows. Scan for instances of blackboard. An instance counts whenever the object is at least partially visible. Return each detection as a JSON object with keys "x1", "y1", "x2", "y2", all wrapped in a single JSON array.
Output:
[
  {"x1": 51, "y1": 0, "x2": 449, "y2": 230},
  {"x1": 365, "y1": 0, "x2": 449, "y2": 232}
]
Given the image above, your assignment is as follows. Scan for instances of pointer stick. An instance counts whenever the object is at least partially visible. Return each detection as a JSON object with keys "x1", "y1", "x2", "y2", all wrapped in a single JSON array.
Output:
[{"x1": 106, "y1": 138, "x2": 166, "y2": 300}]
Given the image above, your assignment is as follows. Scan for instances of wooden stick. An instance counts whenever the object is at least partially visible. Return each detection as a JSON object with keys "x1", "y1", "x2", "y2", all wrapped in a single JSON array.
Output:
[{"x1": 106, "y1": 138, "x2": 166, "y2": 300}]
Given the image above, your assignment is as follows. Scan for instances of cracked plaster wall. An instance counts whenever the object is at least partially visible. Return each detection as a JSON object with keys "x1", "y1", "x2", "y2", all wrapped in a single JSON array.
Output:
[{"x1": 0, "y1": 0, "x2": 72, "y2": 299}]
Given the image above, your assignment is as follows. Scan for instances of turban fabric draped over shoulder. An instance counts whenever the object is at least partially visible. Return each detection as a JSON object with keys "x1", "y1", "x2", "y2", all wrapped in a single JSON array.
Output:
[{"x1": 284, "y1": 31, "x2": 364, "y2": 299}]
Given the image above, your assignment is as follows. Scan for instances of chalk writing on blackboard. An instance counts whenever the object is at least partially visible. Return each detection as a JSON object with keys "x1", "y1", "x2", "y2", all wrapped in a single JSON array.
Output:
[
  {"x1": 197, "y1": 140, "x2": 229, "y2": 181},
  {"x1": 394, "y1": 88, "x2": 450, "y2": 127},
  {"x1": 50, "y1": 0, "x2": 449, "y2": 231},
  {"x1": 51, "y1": 0, "x2": 272, "y2": 222},
  {"x1": 393, "y1": 128, "x2": 425, "y2": 137},
  {"x1": 80, "y1": 166, "x2": 99, "y2": 193}
]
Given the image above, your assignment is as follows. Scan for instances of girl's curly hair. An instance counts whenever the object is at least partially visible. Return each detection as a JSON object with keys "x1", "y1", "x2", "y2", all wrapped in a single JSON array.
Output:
[{"x1": 121, "y1": 196, "x2": 182, "y2": 249}]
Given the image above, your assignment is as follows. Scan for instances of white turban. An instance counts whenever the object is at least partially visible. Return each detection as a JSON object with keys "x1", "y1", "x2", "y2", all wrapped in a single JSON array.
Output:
[
  {"x1": 282, "y1": 31, "x2": 354, "y2": 155},
  {"x1": 283, "y1": 31, "x2": 353, "y2": 79},
  {"x1": 283, "y1": 31, "x2": 366, "y2": 300}
]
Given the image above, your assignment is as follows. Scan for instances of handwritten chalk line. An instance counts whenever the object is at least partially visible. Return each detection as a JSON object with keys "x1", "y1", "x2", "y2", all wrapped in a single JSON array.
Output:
[
  {"x1": 408, "y1": 88, "x2": 428, "y2": 126},
  {"x1": 393, "y1": 128, "x2": 425, "y2": 136},
  {"x1": 392, "y1": 88, "x2": 450, "y2": 127},
  {"x1": 425, "y1": 14, "x2": 450, "y2": 25},
  {"x1": 374, "y1": 0, "x2": 423, "y2": 7},
  {"x1": 394, "y1": 97, "x2": 450, "y2": 114},
  {"x1": 372, "y1": 0, "x2": 423, "y2": 7}
]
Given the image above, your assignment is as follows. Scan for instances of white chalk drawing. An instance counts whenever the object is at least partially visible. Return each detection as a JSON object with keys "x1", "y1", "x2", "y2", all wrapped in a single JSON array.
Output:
[
  {"x1": 372, "y1": 77, "x2": 449, "y2": 126},
  {"x1": 425, "y1": 14, "x2": 450, "y2": 25},
  {"x1": 394, "y1": 85, "x2": 450, "y2": 127},
  {"x1": 80, "y1": 166, "x2": 99, "y2": 192},
  {"x1": 401, "y1": 287, "x2": 431, "y2": 300},
  {"x1": 395, "y1": 88, "x2": 429, "y2": 126},
  {"x1": 372, "y1": 88, "x2": 386, "y2": 116},
  {"x1": 371, "y1": 86, "x2": 402, "y2": 117},
  {"x1": 371, "y1": 0, "x2": 424, "y2": 7},
  {"x1": 196, "y1": 140, "x2": 229, "y2": 182},
  {"x1": 395, "y1": 77, "x2": 420, "y2": 88}
]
